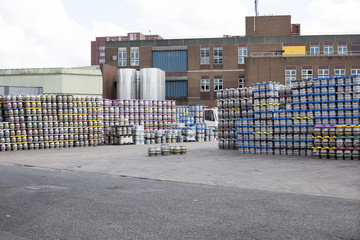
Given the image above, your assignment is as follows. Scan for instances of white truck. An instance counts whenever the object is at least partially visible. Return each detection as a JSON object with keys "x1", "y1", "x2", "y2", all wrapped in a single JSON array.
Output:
[{"x1": 203, "y1": 107, "x2": 218, "y2": 129}]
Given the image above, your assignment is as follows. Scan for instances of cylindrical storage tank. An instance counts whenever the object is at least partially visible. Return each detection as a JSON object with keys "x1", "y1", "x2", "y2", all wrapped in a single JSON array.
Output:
[
  {"x1": 140, "y1": 68, "x2": 165, "y2": 100},
  {"x1": 136, "y1": 71, "x2": 141, "y2": 99},
  {"x1": 117, "y1": 68, "x2": 137, "y2": 99}
]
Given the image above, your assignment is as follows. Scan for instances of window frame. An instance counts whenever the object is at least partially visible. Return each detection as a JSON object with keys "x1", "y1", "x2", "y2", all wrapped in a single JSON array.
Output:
[
  {"x1": 324, "y1": 45, "x2": 333, "y2": 55},
  {"x1": 213, "y1": 47, "x2": 223, "y2": 65},
  {"x1": 338, "y1": 45, "x2": 347, "y2": 55},
  {"x1": 301, "y1": 69, "x2": 313, "y2": 80},
  {"x1": 130, "y1": 47, "x2": 139, "y2": 66},
  {"x1": 238, "y1": 77, "x2": 245, "y2": 88},
  {"x1": 238, "y1": 47, "x2": 247, "y2": 64},
  {"x1": 214, "y1": 78, "x2": 223, "y2": 92},
  {"x1": 200, "y1": 78, "x2": 210, "y2": 92},
  {"x1": 318, "y1": 69, "x2": 329, "y2": 78},
  {"x1": 118, "y1": 48, "x2": 127, "y2": 67},
  {"x1": 200, "y1": 47, "x2": 210, "y2": 65},
  {"x1": 351, "y1": 69, "x2": 360, "y2": 75},
  {"x1": 310, "y1": 46, "x2": 319, "y2": 55},
  {"x1": 99, "y1": 46, "x2": 105, "y2": 50},
  {"x1": 285, "y1": 69, "x2": 296, "y2": 85},
  {"x1": 99, "y1": 59, "x2": 105, "y2": 63},
  {"x1": 334, "y1": 68, "x2": 346, "y2": 76}
]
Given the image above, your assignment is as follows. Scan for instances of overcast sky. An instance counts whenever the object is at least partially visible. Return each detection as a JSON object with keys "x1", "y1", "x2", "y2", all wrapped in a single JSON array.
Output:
[{"x1": 0, "y1": 0, "x2": 359, "y2": 69}]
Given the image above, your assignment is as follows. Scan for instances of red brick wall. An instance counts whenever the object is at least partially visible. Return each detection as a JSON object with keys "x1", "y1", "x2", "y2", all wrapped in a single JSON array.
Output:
[
  {"x1": 101, "y1": 64, "x2": 117, "y2": 100},
  {"x1": 246, "y1": 15, "x2": 291, "y2": 37},
  {"x1": 245, "y1": 55, "x2": 360, "y2": 85}
]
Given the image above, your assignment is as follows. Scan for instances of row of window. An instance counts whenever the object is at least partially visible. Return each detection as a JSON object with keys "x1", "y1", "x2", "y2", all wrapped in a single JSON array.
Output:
[
  {"x1": 113, "y1": 45, "x2": 352, "y2": 67},
  {"x1": 285, "y1": 68, "x2": 360, "y2": 84},
  {"x1": 116, "y1": 47, "x2": 248, "y2": 67},
  {"x1": 199, "y1": 68, "x2": 359, "y2": 92},
  {"x1": 118, "y1": 47, "x2": 139, "y2": 67},
  {"x1": 200, "y1": 47, "x2": 248, "y2": 65},
  {"x1": 115, "y1": 47, "x2": 248, "y2": 66},
  {"x1": 310, "y1": 45, "x2": 347, "y2": 55},
  {"x1": 200, "y1": 77, "x2": 245, "y2": 92}
]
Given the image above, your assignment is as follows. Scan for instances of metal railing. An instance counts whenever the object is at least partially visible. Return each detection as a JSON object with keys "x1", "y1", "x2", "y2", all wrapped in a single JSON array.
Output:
[{"x1": 250, "y1": 51, "x2": 360, "y2": 57}]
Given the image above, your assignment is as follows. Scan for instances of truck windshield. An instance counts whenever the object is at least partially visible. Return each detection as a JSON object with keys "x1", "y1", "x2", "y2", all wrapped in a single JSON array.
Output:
[{"x1": 204, "y1": 110, "x2": 214, "y2": 121}]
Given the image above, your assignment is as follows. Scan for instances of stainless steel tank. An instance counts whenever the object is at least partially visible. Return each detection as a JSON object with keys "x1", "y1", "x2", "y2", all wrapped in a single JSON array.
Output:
[
  {"x1": 140, "y1": 68, "x2": 165, "y2": 100},
  {"x1": 136, "y1": 71, "x2": 141, "y2": 100},
  {"x1": 117, "y1": 68, "x2": 137, "y2": 99}
]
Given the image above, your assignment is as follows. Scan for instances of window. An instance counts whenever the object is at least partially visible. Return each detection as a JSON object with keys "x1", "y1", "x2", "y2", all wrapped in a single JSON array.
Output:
[
  {"x1": 310, "y1": 46, "x2": 319, "y2": 55},
  {"x1": 99, "y1": 59, "x2": 105, "y2": 63},
  {"x1": 238, "y1": 77, "x2": 245, "y2": 88},
  {"x1": 118, "y1": 48, "x2": 127, "y2": 66},
  {"x1": 214, "y1": 78, "x2": 223, "y2": 91},
  {"x1": 204, "y1": 110, "x2": 215, "y2": 121},
  {"x1": 200, "y1": 47, "x2": 210, "y2": 65},
  {"x1": 301, "y1": 69, "x2": 313, "y2": 79},
  {"x1": 318, "y1": 69, "x2": 329, "y2": 78},
  {"x1": 200, "y1": 78, "x2": 210, "y2": 92},
  {"x1": 99, "y1": 46, "x2": 105, "y2": 50},
  {"x1": 99, "y1": 52, "x2": 105, "y2": 57},
  {"x1": 351, "y1": 69, "x2": 360, "y2": 75},
  {"x1": 213, "y1": 47, "x2": 223, "y2": 64},
  {"x1": 324, "y1": 45, "x2": 333, "y2": 55},
  {"x1": 338, "y1": 45, "x2": 347, "y2": 55},
  {"x1": 238, "y1": 47, "x2": 247, "y2": 64},
  {"x1": 334, "y1": 69, "x2": 346, "y2": 76},
  {"x1": 130, "y1": 47, "x2": 139, "y2": 66},
  {"x1": 285, "y1": 70, "x2": 296, "y2": 85}
]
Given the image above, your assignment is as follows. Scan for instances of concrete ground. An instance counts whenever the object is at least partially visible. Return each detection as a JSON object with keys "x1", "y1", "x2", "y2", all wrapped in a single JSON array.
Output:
[
  {"x1": 0, "y1": 141, "x2": 359, "y2": 200},
  {"x1": 0, "y1": 142, "x2": 360, "y2": 239},
  {"x1": 1, "y1": 165, "x2": 359, "y2": 240}
]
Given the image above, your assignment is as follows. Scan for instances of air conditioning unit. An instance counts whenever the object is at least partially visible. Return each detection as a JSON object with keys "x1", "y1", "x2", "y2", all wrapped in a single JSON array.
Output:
[{"x1": 112, "y1": 56, "x2": 117, "y2": 61}]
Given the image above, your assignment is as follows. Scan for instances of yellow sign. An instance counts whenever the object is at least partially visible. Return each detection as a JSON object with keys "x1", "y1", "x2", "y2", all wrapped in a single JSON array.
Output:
[{"x1": 282, "y1": 46, "x2": 306, "y2": 55}]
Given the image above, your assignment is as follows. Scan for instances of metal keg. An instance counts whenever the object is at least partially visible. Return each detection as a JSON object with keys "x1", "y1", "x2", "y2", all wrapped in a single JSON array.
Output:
[{"x1": 148, "y1": 147, "x2": 156, "y2": 157}]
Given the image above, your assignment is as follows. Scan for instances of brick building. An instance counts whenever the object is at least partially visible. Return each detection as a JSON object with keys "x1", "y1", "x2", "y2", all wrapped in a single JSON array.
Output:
[{"x1": 92, "y1": 15, "x2": 360, "y2": 107}]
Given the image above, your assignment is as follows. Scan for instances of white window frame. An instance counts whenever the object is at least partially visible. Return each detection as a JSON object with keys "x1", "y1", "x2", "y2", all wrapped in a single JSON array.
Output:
[
  {"x1": 334, "y1": 69, "x2": 346, "y2": 76},
  {"x1": 99, "y1": 46, "x2": 105, "y2": 50},
  {"x1": 318, "y1": 69, "x2": 329, "y2": 78},
  {"x1": 301, "y1": 69, "x2": 313, "y2": 80},
  {"x1": 99, "y1": 59, "x2": 105, "y2": 63},
  {"x1": 310, "y1": 46, "x2": 319, "y2": 55},
  {"x1": 214, "y1": 78, "x2": 223, "y2": 92},
  {"x1": 200, "y1": 47, "x2": 210, "y2": 65},
  {"x1": 130, "y1": 47, "x2": 139, "y2": 66},
  {"x1": 213, "y1": 47, "x2": 223, "y2": 65},
  {"x1": 324, "y1": 45, "x2": 333, "y2": 55},
  {"x1": 238, "y1": 77, "x2": 245, "y2": 88},
  {"x1": 200, "y1": 79, "x2": 210, "y2": 92},
  {"x1": 99, "y1": 52, "x2": 105, "y2": 57},
  {"x1": 118, "y1": 48, "x2": 127, "y2": 67},
  {"x1": 338, "y1": 45, "x2": 347, "y2": 55},
  {"x1": 351, "y1": 69, "x2": 360, "y2": 75},
  {"x1": 238, "y1": 47, "x2": 247, "y2": 64},
  {"x1": 285, "y1": 70, "x2": 296, "y2": 85}
]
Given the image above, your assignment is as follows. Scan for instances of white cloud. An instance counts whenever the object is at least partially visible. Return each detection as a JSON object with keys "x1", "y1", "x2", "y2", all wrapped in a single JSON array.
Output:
[
  {"x1": 0, "y1": 0, "x2": 358, "y2": 69},
  {"x1": 304, "y1": 0, "x2": 360, "y2": 34},
  {"x1": 128, "y1": 0, "x2": 251, "y2": 38},
  {"x1": 0, "y1": 0, "x2": 128, "y2": 69}
]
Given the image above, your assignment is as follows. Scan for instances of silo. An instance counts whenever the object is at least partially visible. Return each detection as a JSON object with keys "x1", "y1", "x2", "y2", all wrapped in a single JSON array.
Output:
[
  {"x1": 140, "y1": 68, "x2": 165, "y2": 100},
  {"x1": 117, "y1": 68, "x2": 137, "y2": 99}
]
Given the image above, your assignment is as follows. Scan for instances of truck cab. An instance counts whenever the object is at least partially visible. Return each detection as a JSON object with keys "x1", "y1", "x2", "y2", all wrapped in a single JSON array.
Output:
[{"x1": 203, "y1": 107, "x2": 218, "y2": 129}]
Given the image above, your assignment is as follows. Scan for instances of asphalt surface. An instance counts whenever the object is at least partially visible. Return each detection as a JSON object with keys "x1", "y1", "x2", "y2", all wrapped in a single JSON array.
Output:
[
  {"x1": 1, "y1": 142, "x2": 360, "y2": 200},
  {"x1": 0, "y1": 165, "x2": 360, "y2": 240}
]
